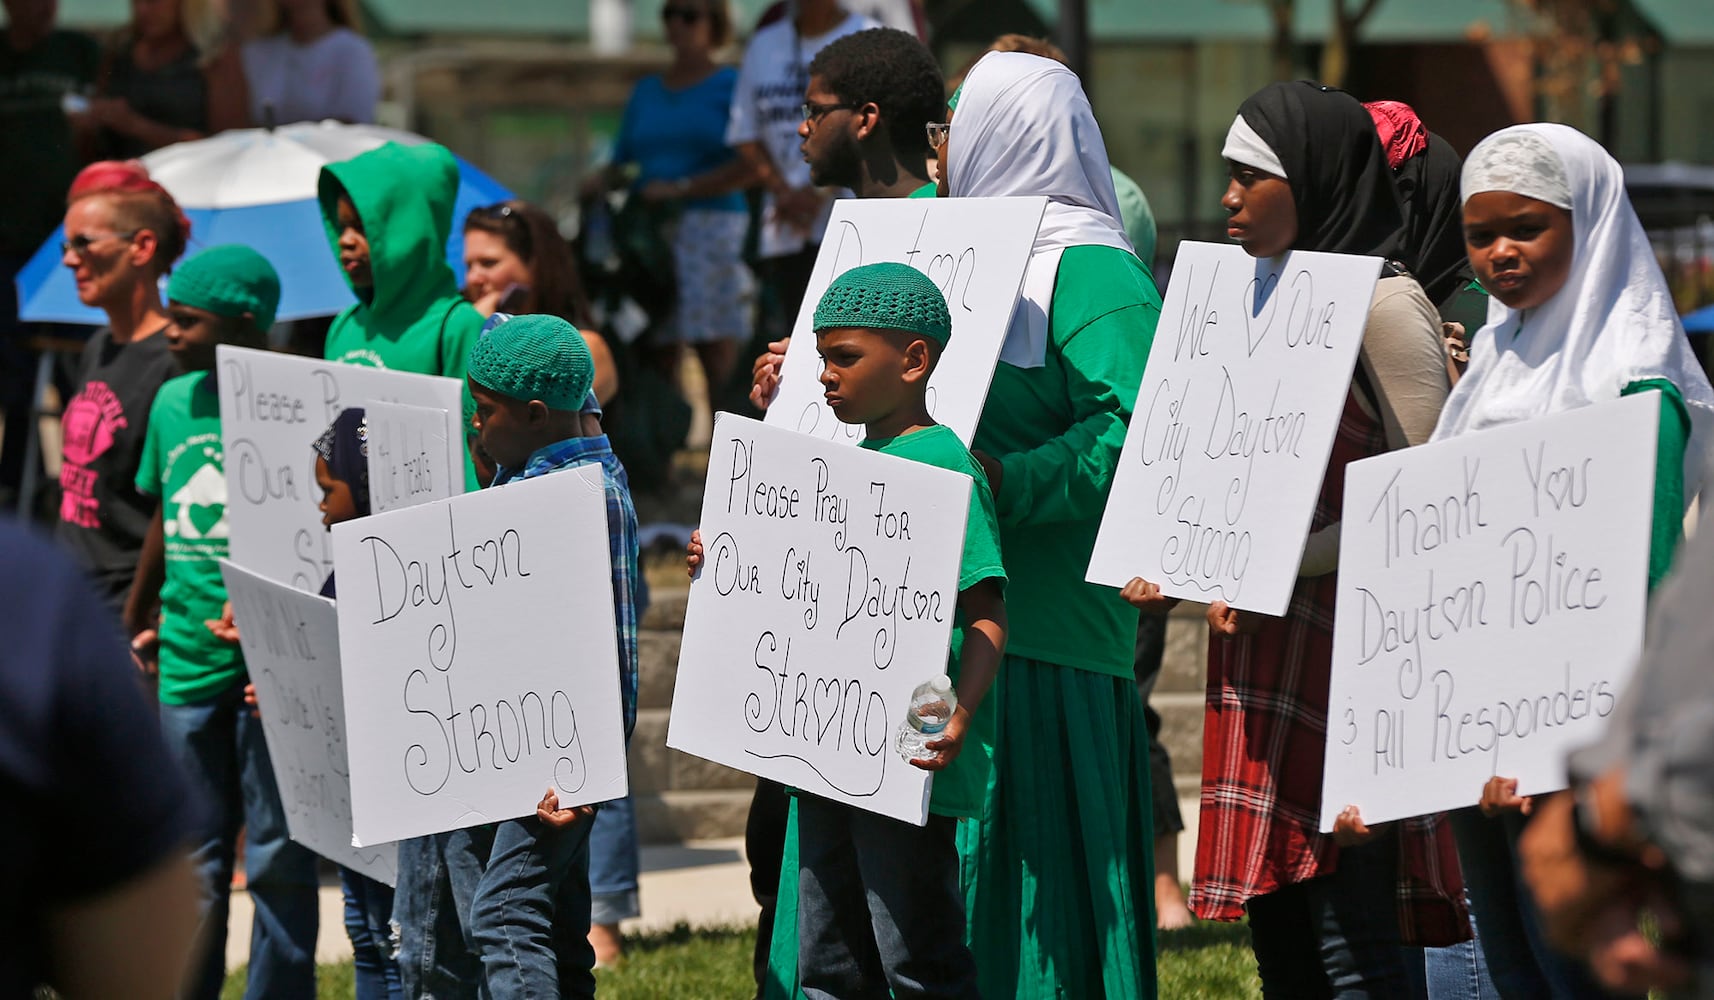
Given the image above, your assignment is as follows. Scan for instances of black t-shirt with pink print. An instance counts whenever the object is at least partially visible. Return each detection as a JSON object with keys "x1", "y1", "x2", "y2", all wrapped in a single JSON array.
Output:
[{"x1": 54, "y1": 326, "x2": 177, "y2": 606}]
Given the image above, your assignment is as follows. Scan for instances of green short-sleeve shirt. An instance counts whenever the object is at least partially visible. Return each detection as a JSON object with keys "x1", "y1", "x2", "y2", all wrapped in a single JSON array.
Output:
[
  {"x1": 861, "y1": 423, "x2": 1006, "y2": 819},
  {"x1": 135, "y1": 372, "x2": 244, "y2": 704}
]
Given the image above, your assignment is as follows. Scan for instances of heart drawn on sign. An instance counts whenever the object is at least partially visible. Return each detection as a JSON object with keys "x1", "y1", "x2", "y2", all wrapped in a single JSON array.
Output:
[
  {"x1": 1543, "y1": 467, "x2": 1575, "y2": 510},
  {"x1": 470, "y1": 539, "x2": 501, "y2": 584},
  {"x1": 1243, "y1": 269, "x2": 1282, "y2": 357},
  {"x1": 813, "y1": 677, "x2": 844, "y2": 744}
]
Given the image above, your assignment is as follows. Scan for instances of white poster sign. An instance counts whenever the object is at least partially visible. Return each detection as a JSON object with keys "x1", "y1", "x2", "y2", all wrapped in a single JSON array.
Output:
[
  {"x1": 1319, "y1": 394, "x2": 1658, "y2": 829},
  {"x1": 365, "y1": 400, "x2": 455, "y2": 514},
  {"x1": 218, "y1": 560, "x2": 398, "y2": 885},
  {"x1": 1087, "y1": 241, "x2": 1384, "y2": 615},
  {"x1": 763, "y1": 196, "x2": 1046, "y2": 447},
  {"x1": 668, "y1": 414, "x2": 972, "y2": 825},
  {"x1": 216, "y1": 345, "x2": 464, "y2": 591},
  {"x1": 332, "y1": 468, "x2": 628, "y2": 846}
]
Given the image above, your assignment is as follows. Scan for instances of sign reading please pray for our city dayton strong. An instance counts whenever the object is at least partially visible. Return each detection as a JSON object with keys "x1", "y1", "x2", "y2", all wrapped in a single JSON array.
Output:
[
  {"x1": 1087, "y1": 240, "x2": 1383, "y2": 616},
  {"x1": 668, "y1": 414, "x2": 973, "y2": 825}
]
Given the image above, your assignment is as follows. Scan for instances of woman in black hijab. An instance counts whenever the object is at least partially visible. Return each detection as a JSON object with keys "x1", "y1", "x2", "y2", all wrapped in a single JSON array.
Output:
[{"x1": 1123, "y1": 81, "x2": 1462, "y2": 998}]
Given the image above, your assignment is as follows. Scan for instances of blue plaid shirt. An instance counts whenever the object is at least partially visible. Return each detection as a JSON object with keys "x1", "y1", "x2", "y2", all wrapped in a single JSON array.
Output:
[{"x1": 494, "y1": 433, "x2": 640, "y2": 737}]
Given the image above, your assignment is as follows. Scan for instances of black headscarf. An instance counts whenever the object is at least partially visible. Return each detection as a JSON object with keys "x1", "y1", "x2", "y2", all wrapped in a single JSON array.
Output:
[
  {"x1": 1237, "y1": 81, "x2": 1405, "y2": 258},
  {"x1": 313, "y1": 407, "x2": 370, "y2": 519},
  {"x1": 1394, "y1": 131, "x2": 1471, "y2": 307}
]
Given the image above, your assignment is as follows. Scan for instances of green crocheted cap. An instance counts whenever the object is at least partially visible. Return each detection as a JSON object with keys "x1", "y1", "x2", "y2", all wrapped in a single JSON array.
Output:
[
  {"x1": 812, "y1": 262, "x2": 951, "y2": 346},
  {"x1": 166, "y1": 244, "x2": 281, "y2": 332},
  {"x1": 466, "y1": 313, "x2": 592, "y2": 411}
]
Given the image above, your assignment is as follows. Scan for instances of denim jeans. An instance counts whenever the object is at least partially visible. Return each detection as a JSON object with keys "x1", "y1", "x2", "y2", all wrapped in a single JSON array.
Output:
[
  {"x1": 1450, "y1": 807, "x2": 1622, "y2": 1000},
  {"x1": 1244, "y1": 829, "x2": 1414, "y2": 999},
  {"x1": 157, "y1": 684, "x2": 320, "y2": 1000},
  {"x1": 795, "y1": 794, "x2": 979, "y2": 1000},
  {"x1": 341, "y1": 867, "x2": 402, "y2": 1000},
  {"x1": 394, "y1": 827, "x2": 493, "y2": 1000},
  {"x1": 470, "y1": 815, "x2": 597, "y2": 1000},
  {"x1": 588, "y1": 792, "x2": 641, "y2": 925}
]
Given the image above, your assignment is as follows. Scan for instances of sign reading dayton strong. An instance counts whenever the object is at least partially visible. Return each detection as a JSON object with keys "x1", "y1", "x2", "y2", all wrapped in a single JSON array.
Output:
[
  {"x1": 1319, "y1": 394, "x2": 1658, "y2": 829},
  {"x1": 1087, "y1": 241, "x2": 1383, "y2": 615}
]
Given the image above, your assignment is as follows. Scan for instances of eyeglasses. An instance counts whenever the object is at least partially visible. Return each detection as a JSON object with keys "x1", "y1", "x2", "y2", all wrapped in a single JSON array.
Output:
[
  {"x1": 661, "y1": 5, "x2": 704, "y2": 23},
  {"x1": 802, "y1": 101, "x2": 863, "y2": 124},
  {"x1": 61, "y1": 230, "x2": 138, "y2": 256},
  {"x1": 925, "y1": 122, "x2": 950, "y2": 148}
]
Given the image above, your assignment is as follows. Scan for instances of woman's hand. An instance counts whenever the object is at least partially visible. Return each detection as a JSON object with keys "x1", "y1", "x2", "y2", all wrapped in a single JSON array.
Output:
[
  {"x1": 1120, "y1": 577, "x2": 1180, "y2": 612},
  {"x1": 1479, "y1": 775, "x2": 1533, "y2": 817},
  {"x1": 1207, "y1": 601, "x2": 1262, "y2": 636},
  {"x1": 749, "y1": 339, "x2": 790, "y2": 409},
  {"x1": 1332, "y1": 804, "x2": 1383, "y2": 847},
  {"x1": 129, "y1": 628, "x2": 159, "y2": 676}
]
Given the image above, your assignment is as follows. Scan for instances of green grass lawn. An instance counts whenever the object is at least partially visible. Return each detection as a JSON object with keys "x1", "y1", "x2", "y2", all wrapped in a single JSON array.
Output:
[{"x1": 223, "y1": 921, "x2": 1261, "y2": 999}]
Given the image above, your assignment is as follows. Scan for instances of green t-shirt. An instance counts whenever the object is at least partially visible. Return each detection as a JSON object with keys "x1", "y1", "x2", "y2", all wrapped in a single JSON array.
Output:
[
  {"x1": 972, "y1": 244, "x2": 1159, "y2": 677},
  {"x1": 135, "y1": 372, "x2": 244, "y2": 704},
  {"x1": 861, "y1": 423, "x2": 1006, "y2": 819}
]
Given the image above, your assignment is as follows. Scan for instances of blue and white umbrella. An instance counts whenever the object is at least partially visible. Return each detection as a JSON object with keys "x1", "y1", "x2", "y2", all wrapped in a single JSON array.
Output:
[{"x1": 16, "y1": 120, "x2": 513, "y2": 324}]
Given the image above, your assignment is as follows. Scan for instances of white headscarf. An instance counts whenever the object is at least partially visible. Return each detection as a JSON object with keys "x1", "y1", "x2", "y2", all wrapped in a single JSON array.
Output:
[
  {"x1": 948, "y1": 51, "x2": 1133, "y2": 368},
  {"x1": 1432, "y1": 123, "x2": 1714, "y2": 501}
]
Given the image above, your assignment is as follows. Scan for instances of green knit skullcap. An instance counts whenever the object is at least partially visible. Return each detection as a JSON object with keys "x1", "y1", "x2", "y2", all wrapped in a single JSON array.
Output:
[
  {"x1": 812, "y1": 262, "x2": 951, "y2": 346},
  {"x1": 466, "y1": 313, "x2": 593, "y2": 411},
  {"x1": 166, "y1": 244, "x2": 281, "y2": 331}
]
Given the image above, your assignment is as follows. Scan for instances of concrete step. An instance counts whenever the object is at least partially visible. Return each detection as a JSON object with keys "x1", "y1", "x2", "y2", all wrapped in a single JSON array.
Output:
[{"x1": 636, "y1": 788, "x2": 754, "y2": 843}]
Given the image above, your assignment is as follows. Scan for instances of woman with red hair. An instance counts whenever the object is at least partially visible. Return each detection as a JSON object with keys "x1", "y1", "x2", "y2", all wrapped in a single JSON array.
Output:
[{"x1": 54, "y1": 159, "x2": 190, "y2": 611}]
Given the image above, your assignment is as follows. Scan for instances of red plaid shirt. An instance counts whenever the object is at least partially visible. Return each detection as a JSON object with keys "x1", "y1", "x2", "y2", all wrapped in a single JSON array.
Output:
[{"x1": 1189, "y1": 391, "x2": 1470, "y2": 947}]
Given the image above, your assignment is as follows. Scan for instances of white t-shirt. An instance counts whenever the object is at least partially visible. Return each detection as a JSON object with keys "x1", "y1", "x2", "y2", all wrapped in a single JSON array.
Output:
[
  {"x1": 725, "y1": 11, "x2": 875, "y2": 258},
  {"x1": 243, "y1": 28, "x2": 380, "y2": 126}
]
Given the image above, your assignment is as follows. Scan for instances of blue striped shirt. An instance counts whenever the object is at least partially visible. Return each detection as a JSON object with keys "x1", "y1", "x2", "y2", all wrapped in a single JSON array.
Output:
[{"x1": 494, "y1": 434, "x2": 640, "y2": 737}]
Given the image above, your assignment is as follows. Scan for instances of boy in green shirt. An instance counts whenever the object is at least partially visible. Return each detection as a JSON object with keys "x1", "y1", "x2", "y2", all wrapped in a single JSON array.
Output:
[
  {"x1": 124, "y1": 244, "x2": 320, "y2": 1000},
  {"x1": 693, "y1": 262, "x2": 1007, "y2": 996}
]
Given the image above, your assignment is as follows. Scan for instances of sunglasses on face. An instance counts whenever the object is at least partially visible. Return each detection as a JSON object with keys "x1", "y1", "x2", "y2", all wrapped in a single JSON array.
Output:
[
  {"x1": 61, "y1": 230, "x2": 138, "y2": 256},
  {"x1": 661, "y1": 5, "x2": 704, "y2": 24},
  {"x1": 925, "y1": 122, "x2": 950, "y2": 148},
  {"x1": 802, "y1": 101, "x2": 863, "y2": 123}
]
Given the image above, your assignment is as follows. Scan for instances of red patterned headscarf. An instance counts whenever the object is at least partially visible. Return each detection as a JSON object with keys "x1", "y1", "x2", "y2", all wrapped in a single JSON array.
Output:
[{"x1": 1365, "y1": 100, "x2": 1428, "y2": 170}]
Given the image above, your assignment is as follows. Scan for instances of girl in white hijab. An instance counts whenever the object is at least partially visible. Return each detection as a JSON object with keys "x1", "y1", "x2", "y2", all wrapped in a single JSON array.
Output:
[
  {"x1": 940, "y1": 50, "x2": 1164, "y2": 1000},
  {"x1": 1442, "y1": 121, "x2": 1714, "y2": 1000}
]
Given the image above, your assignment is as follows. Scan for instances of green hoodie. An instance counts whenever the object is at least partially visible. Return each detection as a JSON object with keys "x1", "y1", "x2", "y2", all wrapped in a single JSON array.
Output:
[{"x1": 318, "y1": 142, "x2": 484, "y2": 377}]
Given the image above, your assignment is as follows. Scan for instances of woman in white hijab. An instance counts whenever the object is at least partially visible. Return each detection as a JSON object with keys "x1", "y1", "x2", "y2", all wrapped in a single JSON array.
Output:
[
  {"x1": 940, "y1": 51, "x2": 1163, "y2": 1000},
  {"x1": 1441, "y1": 121, "x2": 1714, "y2": 1000}
]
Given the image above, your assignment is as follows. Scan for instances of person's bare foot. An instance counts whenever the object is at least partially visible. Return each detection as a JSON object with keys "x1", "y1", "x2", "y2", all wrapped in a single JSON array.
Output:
[
  {"x1": 1155, "y1": 872, "x2": 1194, "y2": 931},
  {"x1": 589, "y1": 922, "x2": 624, "y2": 968}
]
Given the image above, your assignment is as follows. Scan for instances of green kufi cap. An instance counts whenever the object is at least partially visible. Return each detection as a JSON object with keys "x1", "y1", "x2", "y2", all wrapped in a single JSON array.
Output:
[
  {"x1": 466, "y1": 313, "x2": 593, "y2": 410},
  {"x1": 812, "y1": 262, "x2": 951, "y2": 346},
  {"x1": 166, "y1": 244, "x2": 282, "y2": 331}
]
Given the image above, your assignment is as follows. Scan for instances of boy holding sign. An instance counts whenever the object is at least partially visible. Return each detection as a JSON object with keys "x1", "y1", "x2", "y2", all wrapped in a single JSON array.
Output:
[
  {"x1": 123, "y1": 246, "x2": 322, "y2": 1000},
  {"x1": 692, "y1": 263, "x2": 1007, "y2": 997},
  {"x1": 462, "y1": 314, "x2": 642, "y2": 999}
]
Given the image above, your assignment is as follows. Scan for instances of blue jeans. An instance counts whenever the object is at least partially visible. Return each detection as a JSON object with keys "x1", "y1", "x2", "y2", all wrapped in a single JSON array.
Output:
[
  {"x1": 341, "y1": 867, "x2": 402, "y2": 1000},
  {"x1": 588, "y1": 792, "x2": 640, "y2": 925},
  {"x1": 158, "y1": 684, "x2": 320, "y2": 1000},
  {"x1": 1422, "y1": 889, "x2": 1502, "y2": 999},
  {"x1": 1450, "y1": 807, "x2": 1621, "y2": 1000},
  {"x1": 394, "y1": 827, "x2": 492, "y2": 1000},
  {"x1": 795, "y1": 794, "x2": 979, "y2": 1000},
  {"x1": 470, "y1": 815, "x2": 596, "y2": 1000},
  {"x1": 1244, "y1": 829, "x2": 1414, "y2": 999}
]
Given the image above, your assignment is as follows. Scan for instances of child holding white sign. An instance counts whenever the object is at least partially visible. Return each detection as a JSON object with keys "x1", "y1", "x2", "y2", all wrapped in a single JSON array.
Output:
[
  {"x1": 691, "y1": 262, "x2": 1007, "y2": 998},
  {"x1": 123, "y1": 245, "x2": 323, "y2": 1000},
  {"x1": 463, "y1": 314, "x2": 642, "y2": 1000},
  {"x1": 1434, "y1": 123, "x2": 1714, "y2": 999}
]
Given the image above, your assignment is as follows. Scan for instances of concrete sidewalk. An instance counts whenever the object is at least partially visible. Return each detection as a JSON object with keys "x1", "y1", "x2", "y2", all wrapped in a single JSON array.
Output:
[{"x1": 226, "y1": 838, "x2": 756, "y2": 968}]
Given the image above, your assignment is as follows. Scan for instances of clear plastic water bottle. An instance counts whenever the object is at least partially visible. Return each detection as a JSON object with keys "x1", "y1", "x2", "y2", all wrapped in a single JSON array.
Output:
[{"x1": 896, "y1": 675, "x2": 957, "y2": 762}]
